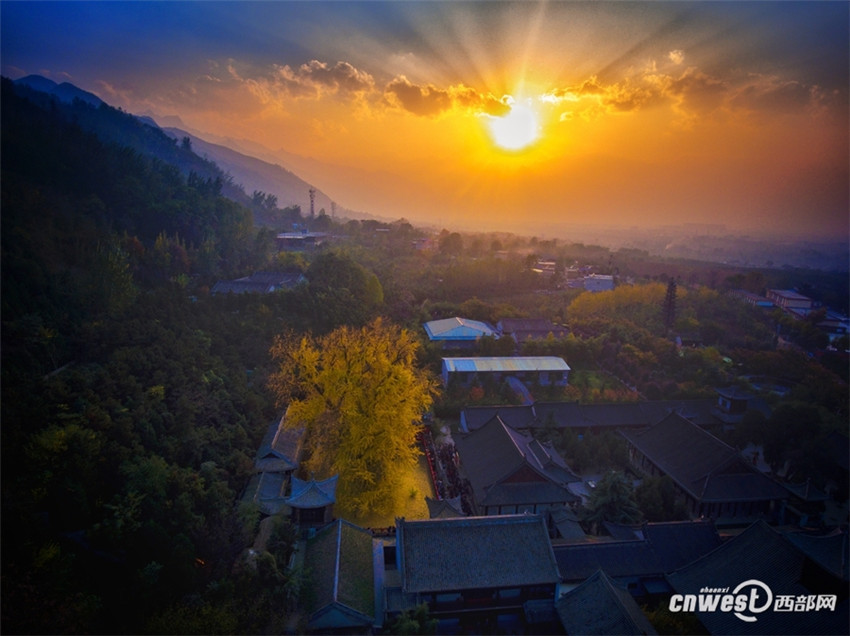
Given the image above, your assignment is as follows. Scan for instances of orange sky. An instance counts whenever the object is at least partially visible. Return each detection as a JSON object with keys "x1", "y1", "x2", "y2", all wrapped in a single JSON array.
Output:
[{"x1": 3, "y1": 2, "x2": 848, "y2": 239}]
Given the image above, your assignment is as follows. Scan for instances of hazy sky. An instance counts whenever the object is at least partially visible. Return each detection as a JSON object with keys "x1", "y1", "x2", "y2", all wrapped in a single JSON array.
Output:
[{"x1": 3, "y1": 1, "x2": 848, "y2": 239}]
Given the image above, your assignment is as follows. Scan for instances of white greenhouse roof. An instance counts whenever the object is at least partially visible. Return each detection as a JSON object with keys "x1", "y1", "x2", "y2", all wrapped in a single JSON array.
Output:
[{"x1": 442, "y1": 357, "x2": 570, "y2": 373}]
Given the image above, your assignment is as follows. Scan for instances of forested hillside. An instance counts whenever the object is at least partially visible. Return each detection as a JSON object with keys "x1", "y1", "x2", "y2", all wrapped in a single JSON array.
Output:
[{"x1": 0, "y1": 78, "x2": 342, "y2": 633}]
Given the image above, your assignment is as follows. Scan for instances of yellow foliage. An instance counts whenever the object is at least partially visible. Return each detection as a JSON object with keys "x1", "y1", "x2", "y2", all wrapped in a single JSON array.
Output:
[{"x1": 269, "y1": 318, "x2": 438, "y2": 517}]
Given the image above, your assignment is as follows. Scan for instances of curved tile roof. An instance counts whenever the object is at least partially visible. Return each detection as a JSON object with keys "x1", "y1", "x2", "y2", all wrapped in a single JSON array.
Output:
[{"x1": 286, "y1": 475, "x2": 338, "y2": 509}]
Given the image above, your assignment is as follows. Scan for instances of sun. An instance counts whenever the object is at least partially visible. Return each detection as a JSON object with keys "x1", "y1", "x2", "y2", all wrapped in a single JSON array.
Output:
[{"x1": 487, "y1": 99, "x2": 540, "y2": 151}]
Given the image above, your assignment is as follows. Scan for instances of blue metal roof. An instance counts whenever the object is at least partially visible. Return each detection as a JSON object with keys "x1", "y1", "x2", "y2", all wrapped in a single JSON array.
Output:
[{"x1": 442, "y1": 357, "x2": 570, "y2": 373}]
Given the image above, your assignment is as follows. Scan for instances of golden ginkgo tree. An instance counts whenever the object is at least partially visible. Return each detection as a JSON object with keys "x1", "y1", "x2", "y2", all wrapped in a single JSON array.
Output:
[{"x1": 269, "y1": 318, "x2": 437, "y2": 517}]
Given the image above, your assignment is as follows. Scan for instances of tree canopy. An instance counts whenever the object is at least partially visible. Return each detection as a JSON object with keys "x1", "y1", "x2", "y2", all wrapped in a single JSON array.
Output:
[
  {"x1": 269, "y1": 318, "x2": 437, "y2": 516},
  {"x1": 582, "y1": 470, "x2": 642, "y2": 530}
]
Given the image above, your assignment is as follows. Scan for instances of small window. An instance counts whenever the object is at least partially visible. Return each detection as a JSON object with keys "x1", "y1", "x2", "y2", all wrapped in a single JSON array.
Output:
[{"x1": 383, "y1": 545, "x2": 397, "y2": 570}]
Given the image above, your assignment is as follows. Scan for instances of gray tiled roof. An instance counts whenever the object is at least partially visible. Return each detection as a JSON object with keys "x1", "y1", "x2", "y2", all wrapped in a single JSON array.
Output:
[
  {"x1": 462, "y1": 399, "x2": 720, "y2": 433},
  {"x1": 286, "y1": 475, "x2": 338, "y2": 509},
  {"x1": 785, "y1": 528, "x2": 849, "y2": 582},
  {"x1": 556, "y1": 569, "x2": 658, "y2": 635},
  {"x1": 666, "y1": 520, "x2": 849, "y2": 635},
  {"x1": 551, "y1": 504, "x2": 587, "y2": 542},
  {"x1": 480, "y1": 481, "x2": 577, "y2": 507},
  {"x1": 461, "y1": 405, "x2": 535, "y2": 432},
  {"x1": 305, "y1": 519, "x2": 375, "y2": 628},
  {"x1": 212, "y1": 271, "x2": 305, "y2": 295},
  {"x1": 242, "y1": 471, "x2": 289, "y2": 516},
  {"x1": 425, "y1": 496, "x2": 466, "y2": 518},
  {"x1": 554, "y1": 520, "x2": 722, "y2": 583},
  {"x1": 397, "y1": 515, "x2": 560, "y2": 593},
  {"x1": 621, "y1": 413, "x2": 787, "y2": 503},
  {"x1": 255, "y1": 418, "x2": 303, "y2": 473},
  {"x1": 455, "y1": 416, "x2": 579, "y2": 509}
]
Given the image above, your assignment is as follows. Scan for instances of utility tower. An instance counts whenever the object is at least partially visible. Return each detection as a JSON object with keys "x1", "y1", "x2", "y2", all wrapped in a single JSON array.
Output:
[{"x1": 308, "y1": 188, "x2": 316, "y2": 218}]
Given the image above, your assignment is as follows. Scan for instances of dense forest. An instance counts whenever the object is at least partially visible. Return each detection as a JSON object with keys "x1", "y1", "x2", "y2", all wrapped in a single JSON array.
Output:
[{"x1": 2, "y1": 78, "x2": 847, "y2": 633}]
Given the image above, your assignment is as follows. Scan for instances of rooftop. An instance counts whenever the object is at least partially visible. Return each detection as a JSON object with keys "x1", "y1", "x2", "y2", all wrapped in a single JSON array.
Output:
[
  {"x1": 255, "y1": 418, "x2": 303, "y2": 473},
  {"x1": 397, "y1": 514, "x2": 560, "y2": 593},
  {"x1": 554, "y1": 520, "x2": 722, "y2": 582},
  {"x1": 621, "y1": 413, "x2": 788, "y2": 503},
  {"x1": 286, "y1": 475, "x2": 338, "y2": 509},
  {"x1": 461, "y1": 399, "x2": 720, "y2": 433},
  {"x1": 666, "y1": 520, "x2": 849, "y2": 634},
  {"x1": 424, "y1": 317, "x2": 496, "y2": 341},
  {"x1": 455, "y1": 415, "x2": 579, "y2": 508},
  {"x1": 304, "y1": 519, "x2": 375, "y2": 629},
  {"x1": 442, "y1": 356, "x2": 570, "y2": 374},
  {"x1": 768, "y1": 288, "x2": 813, "y2": 301},
  {"x1": 556, "y1": 569, "x2": 658, "y2": 635}
]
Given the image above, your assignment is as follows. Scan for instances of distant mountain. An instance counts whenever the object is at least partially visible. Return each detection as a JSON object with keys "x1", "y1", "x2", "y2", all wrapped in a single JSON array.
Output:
[
  {"x1": 150, "y1": 123, "x2": 400, "y2": 224},
  {"x1": 15, "y1": 74, "x2": 104, "y2": 107},
  {"x1": 161, "y1": 127, "x2": 337, "y2": 218},
  {"x1": 10, "y1": 75, "x2": 390, "y2": 226},
  {"x1": 8, "y1": 76, "x2": 252, "y2": 208}
]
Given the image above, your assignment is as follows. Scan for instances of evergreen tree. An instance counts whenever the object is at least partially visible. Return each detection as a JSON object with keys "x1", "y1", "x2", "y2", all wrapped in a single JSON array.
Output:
[{"x1": 583, "y1": 470, "x2": 642, "y2": 531}]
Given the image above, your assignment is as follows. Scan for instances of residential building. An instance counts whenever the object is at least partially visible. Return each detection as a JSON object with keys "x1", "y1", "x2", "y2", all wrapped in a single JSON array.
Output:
[{"x1": 441, "y1": 356, "x2": 570, "y2": 388}]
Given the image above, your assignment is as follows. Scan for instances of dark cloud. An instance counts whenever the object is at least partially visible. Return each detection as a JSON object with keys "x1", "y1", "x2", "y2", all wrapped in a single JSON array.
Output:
[
  {"x1": 273, "y1": 59, "x2": 375, "y2": 98},
  {"x1": 728, "y1": 76, "x2": 823, "y2": 114},
  {"x1": 384, "y1": 76, "x2": 451, "y2": 116},
  {"x1": 384, "y1": 76, "x2": 508, "y2": 117}
]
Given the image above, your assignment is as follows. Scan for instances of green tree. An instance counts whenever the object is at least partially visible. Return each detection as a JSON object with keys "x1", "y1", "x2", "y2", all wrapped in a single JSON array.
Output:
[
  {"x1": 583, "y1": 470, "x2": 642, "y2": 531},
  {"x1": 269, "y1": 319, "x2": 437, "y2": 517},
  {"x1": 635, "y1": 475, "x2": 688, "y2": 521},
  {"x1": 389, "y1": 603, "x2": 438, "y2": 635},
  {"x1": 305, "y1": 251, "x2": 383, "y2": 329},
  {"x1": 438, "y1": 230, "x2": 463, "y2": 256}
]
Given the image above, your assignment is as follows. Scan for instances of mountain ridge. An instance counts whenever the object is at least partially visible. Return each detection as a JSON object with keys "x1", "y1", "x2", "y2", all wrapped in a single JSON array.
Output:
[{"x1": 15, "y1": 74, "x2": 104, "y2": 107}]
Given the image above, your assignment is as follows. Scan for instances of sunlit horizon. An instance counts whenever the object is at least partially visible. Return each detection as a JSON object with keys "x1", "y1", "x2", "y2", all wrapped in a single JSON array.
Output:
[{"x1": 2, "y1": 1, "x2": 847, "y2": 240}]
